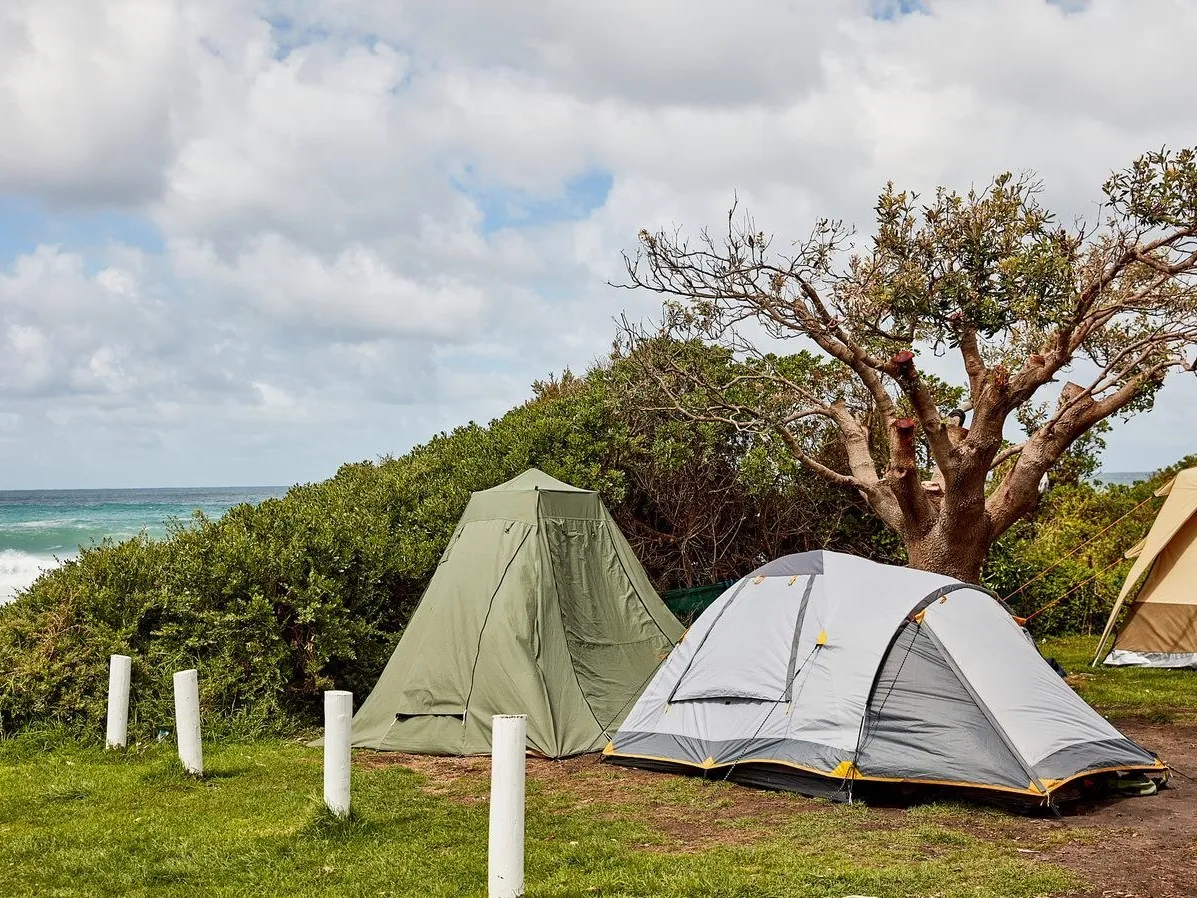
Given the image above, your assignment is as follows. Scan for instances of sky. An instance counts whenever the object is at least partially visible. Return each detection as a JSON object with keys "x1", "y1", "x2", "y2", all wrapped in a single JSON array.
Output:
[{"x1": 1, "y1": 0, "x2": 1196, "y2": 489}]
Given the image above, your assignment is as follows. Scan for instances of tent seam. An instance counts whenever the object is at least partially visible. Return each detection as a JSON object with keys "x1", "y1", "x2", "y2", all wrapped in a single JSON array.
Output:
[
  {"x1": 783, "y1": 575, "x2": 818, "y2": 702},
  {"x1": 921, "y1": 621, "x2": 1049, "y2": 797},
  {"x1": 603, "y1": 518, "x2": 678, "y2": 645},
  {"x1": 537, "y1": 489, "x2": 608, "y2": 753},
  {"x1": 461, "y1": 525, "x2": 534, "y2": 742}
]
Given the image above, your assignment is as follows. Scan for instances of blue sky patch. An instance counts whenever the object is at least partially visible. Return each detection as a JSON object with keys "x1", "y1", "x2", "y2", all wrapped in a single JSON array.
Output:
[
  {"x1": 453, "y1": 168, "x2": 614, "y2": 235},
  {"x1": 265, "y1": 14, "x2": 333, "y2": 60},
  {"x1": 1047, "y1": 0, "x2": 1089, "y2": 14},
  {"x1": 871, "y1": 0, "x2": 925, "y2": 21},
  {"x1": 0, "y1": 196, "x2": 164, "y2": 269}
]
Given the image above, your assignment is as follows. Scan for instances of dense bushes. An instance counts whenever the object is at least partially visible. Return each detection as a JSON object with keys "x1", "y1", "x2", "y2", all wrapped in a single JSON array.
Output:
[
  {"x1": 1, "y1": 337, "x2": 1188, "y2": 738},
  {"x1": 984, "y1": 457, "x2": 1196, "y2": 638},
  {"x1": 0, "y1": 352, "x2": 889, "y2": 739}
]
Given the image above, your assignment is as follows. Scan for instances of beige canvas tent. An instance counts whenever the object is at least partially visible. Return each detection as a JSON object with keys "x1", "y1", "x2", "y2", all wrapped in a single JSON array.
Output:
[{"x1": 1096, "y1": 466, "x2": 1197, "y2": 668}]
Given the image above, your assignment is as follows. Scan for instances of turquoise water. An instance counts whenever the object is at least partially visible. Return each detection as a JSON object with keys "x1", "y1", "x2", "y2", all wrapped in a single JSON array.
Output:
[{"x1": 0, "y1": 486, "x2": 288, "y2": 603}]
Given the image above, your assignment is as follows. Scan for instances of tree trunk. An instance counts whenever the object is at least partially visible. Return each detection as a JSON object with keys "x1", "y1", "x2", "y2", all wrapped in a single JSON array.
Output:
[
  {"x1": 905, "y1": 528, "x2": 990, "y2": 583},
  {"x1": 886, "y1": 414, "x2": 995, "y2": 583}
]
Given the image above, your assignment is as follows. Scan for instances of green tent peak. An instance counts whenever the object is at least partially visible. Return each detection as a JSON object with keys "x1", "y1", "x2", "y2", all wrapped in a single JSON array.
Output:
[{"x1": 483, "y1": 468, "x2": 591, "y2": 493}]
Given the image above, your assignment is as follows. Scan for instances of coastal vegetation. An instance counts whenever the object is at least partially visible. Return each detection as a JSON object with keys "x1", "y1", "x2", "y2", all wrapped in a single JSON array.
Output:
[
  {"x1": 0, "y1": 341, "x2": 1190, "y2": 738},
  {"x1": 619, "y1": 148, "x2": 1197, "y2": 580},
  {"x1": 3, "y1": 150, "x2": 1197, "y2": 739}
]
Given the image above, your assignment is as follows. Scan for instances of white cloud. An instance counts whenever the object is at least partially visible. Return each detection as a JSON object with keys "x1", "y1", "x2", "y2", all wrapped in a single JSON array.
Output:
[
  {"x1": 170, "y1": 235, "x2": 490, "y2": 339},
  {"x1": 0, "y1": 0, "x2": 190, "y2": 203},
  {"x1": 1, "y1": 0, "x2": 1196, "y2": 488}
]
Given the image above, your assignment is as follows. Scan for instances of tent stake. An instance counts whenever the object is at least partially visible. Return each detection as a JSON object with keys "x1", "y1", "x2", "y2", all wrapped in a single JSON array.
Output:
[
  {"x1": 172, "y1": 669, "x2": 203, "y2": 776},
  {"x1": 324, "y1": 690, "x2": 353, "y2": 818},
  {"x1": 489, "y1": 714, "x2": 526, "y2": 898},
  {"x1": 105, "y1": 654, "x2": 132, "y2": 749}
]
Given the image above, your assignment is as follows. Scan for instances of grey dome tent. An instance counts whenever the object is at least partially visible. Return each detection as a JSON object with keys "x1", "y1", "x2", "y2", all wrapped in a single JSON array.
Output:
[
  {"x1": 347, "y1": 469, "x2": 684, "y2": 758},
  {"x1": 604, "y1": 551, "x2": 1168, "y2": 805}
]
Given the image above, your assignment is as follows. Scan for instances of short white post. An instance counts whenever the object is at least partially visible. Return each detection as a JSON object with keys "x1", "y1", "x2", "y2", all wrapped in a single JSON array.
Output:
[
  {"x1": 105, "y1": 654, "x2": 132, "y2": 749},
  {"x1": 323, "y1": 690, "x2": 353, "y2": 818},
  {"x1": 172, "y1": 669, "x2": 203, "y2": 776},
  {"x1": 488, "y1": 714, "x2": 527, "y2": 898}
]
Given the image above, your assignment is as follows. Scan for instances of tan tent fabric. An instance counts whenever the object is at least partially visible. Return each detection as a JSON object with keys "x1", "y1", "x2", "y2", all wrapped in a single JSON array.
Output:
[{"x1": 1095, "y1": 467, "x2": 1197, "y2": 664}]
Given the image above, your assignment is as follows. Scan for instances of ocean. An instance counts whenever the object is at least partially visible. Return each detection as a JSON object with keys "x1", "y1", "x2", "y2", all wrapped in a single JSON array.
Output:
[
  {"x1": 0, "y1": 486, "x2": 289, "y2": 604},
  {"x1": 0, "y1": 472, "x2": 1155, "y2": 606},
  {"x1": 1093, "y1": 471, "x2": 1153, "y2": 486}
]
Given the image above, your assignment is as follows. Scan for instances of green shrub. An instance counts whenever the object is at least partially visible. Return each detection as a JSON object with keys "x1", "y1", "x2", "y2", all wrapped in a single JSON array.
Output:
[
  {"x1": 5, "y1": 336, "x2": 1185, "y2": 739},
  {"x1": 0, "y1": 351, "x2": 887, "y2": 739},
  {"x1": 983, "y1": 456, "x2": 1196, "y2": 638}
]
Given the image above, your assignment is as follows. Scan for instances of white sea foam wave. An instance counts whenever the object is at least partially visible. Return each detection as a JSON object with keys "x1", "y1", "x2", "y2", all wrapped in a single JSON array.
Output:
[{"x1": 0, "y1": 550, "x2": 65, "y2": 604}]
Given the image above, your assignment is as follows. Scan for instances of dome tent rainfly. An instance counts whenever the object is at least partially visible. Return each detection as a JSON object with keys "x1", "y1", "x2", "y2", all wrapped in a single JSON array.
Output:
[
  {"x1": 347, "y1": 468, "x2": 684, "y2": 758},
  {"x1": 1096, "y1": 466, "x2": 1197, "y2": 668},
  {"x1": 604, "y1": 551, "x2": 1168, "y2": 806}
]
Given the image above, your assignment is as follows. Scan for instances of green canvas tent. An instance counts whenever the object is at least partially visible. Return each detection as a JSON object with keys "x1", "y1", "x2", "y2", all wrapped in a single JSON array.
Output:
[{"x1": 349, "y1": 469, "x2": 685, "y2": 757}]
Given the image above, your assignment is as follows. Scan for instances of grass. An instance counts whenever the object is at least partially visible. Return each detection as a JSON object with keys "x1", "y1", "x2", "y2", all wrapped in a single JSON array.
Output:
[
  {"x1": 1038, "y1": 635, "x2": 1197, "y2": 723},
  {"x1": 0, "y1": 738, "x2": 1079, "y2": 898},
  {"x1": 3, "y1": 634, "x2": 1187, "y2": 897}
]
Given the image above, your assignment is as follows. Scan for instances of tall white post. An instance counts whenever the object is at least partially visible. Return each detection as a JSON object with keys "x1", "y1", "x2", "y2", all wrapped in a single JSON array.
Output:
[
  {"x1": 323, "y1": 690, "x2": 353, "y2": 818},
  {"x1": 105, "y1": 654, "x2": 132, "y2": 749},
  {"x1": 488, "y1": 714, "x2": 527, "y2": 898},
  {"x1": 172, "y1": 669, "x2": 203, "y2": 776}
]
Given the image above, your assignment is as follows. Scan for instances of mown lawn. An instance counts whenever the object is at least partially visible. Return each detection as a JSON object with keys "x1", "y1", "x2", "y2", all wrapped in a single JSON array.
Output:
[
  {"x1": 0, "y1": 736, "x2": 1079, "y2": 898},
  {"x1": 1039, "y1": 635, "x2": 1197, "y2": 722},
  {"x1": 1, "y1": 635, "x2": 1190, "y2": 898}
]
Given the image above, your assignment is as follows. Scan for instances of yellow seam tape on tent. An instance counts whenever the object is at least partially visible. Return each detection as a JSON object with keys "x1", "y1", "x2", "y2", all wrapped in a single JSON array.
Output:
[
  {"x1": 816, "y1": 630, "x2": 827, "y2": 646},
  {"x1": 1040, "y1": 761, "x2": 1170, "y2": 789},
  {"x1": 831, "y1": 760, "x2": 859, "y2": 779},
  {"x1": 601, "y1": 749, "x2": 1046, "y2": 796},
  {"x1": 603, "y1": 741, "x2": 615, "y2": 754},
  {"x1": 701, "y1": 756, "x2": 716, "y2": 769}
]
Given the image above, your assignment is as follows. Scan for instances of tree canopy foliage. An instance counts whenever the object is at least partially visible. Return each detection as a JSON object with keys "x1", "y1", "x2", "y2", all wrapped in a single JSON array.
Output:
[{"x1": 618, "y1": 148, "x2": 1197, "y2": 581}]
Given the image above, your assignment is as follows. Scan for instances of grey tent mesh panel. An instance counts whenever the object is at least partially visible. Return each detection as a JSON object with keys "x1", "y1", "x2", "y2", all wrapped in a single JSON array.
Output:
[{"x1": 856, "y1": 620, "x2": 1034, "y2": 792}]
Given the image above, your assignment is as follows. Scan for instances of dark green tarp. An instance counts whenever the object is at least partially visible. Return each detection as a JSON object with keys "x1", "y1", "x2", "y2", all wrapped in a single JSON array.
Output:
[
  {"x1": 663, "y1": 581, "x2": 736, "y2": 625},
  {"x1": 348, "y1": 469, "x2": 684, "y2": 757}
]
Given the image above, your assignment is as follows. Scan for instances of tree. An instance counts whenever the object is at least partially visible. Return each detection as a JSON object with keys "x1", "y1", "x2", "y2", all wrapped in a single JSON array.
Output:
[{"x1": 616, "y1": 148, "x2": 1197, "y2": 582}]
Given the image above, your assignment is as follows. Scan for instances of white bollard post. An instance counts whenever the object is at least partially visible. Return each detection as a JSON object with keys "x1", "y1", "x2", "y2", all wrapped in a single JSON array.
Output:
[
  {"x1": 105, "y1": 654, "x2": 132, "y2": 749},
  {"x1": 488, "y1": 714, "x2": 527, "y2": 898},
  {"x1": 323, "y1": 690, "x2": 353, "y2": 818},
  {"x1": 172, "y1": 669, "x2": 203, "y2": 776}
]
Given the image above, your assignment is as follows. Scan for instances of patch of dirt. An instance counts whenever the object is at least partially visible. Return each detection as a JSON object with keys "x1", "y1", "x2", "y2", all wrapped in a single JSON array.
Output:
[
  {"x1": 356, "y1": 749, "x2": 828, "y2": 850},
  {"x1": 1038, "y1": 721, "x2": 1197, "y2": 898},
  {"x1": 355, "y1": 720, "x2": 1197, "y2": 893}
]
